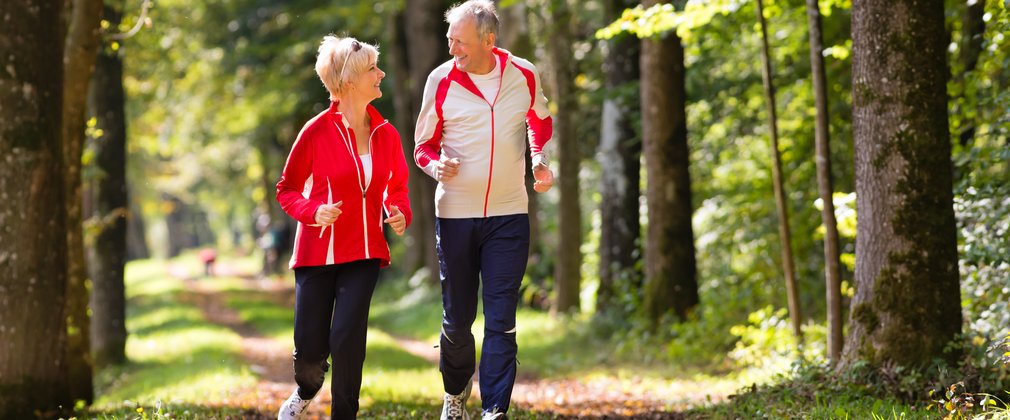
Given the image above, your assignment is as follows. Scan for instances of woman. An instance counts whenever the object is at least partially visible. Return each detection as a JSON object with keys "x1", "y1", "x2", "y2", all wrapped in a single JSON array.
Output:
[{"x1": 276, "y1": 35, "x2": 411, "y2": 420}]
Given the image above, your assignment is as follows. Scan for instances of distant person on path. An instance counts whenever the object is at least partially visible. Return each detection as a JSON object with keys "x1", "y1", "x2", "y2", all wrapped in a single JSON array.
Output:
[
  {"x1": 198, "y1": 248, "x2": 216, "y2": 277},
  {"x1": 413, "y1": 1, "x2": 554, "y2": 418},
  {"x1": 275, "y1": 35, "x2": 412, "y2": 420}
]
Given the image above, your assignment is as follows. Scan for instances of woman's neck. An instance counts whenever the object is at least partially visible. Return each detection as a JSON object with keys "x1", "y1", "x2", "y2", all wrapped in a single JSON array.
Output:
[{"x1": 336, "y1": 97, "x2": 369, "y2": 127}]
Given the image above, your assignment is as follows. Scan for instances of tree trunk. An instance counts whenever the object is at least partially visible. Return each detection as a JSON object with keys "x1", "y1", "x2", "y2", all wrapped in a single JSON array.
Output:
[
  {"x1": 805, "y1": 0, "x2": 842, "y2": 362},
  {"x1": 126, "y1": 192, "x2": 150, "y2": 260},
  {"x1": 597, "y1": 0, "x2": 642, "y2": 312},
  {"x1": 0, "y1": 0, "x2": 72, "y2": 416},
  {"x1": 842, "y1": 0, "x2": 962, "y2": 369},
  {"x1": 958, "y1": 0, "x2": 985, "y2": 148},
  {"x1": 62, "y1": 0, "x2": 104, "y2": 404},
  {"x1": 400, "y1": 0, "x2": 448, "y2": 283},
  {"x1": 641, "y1": 0, "x2": 698, "y2": 323},
  {"x1": 87, "y1": 5, "x2": 129, "y2": 367},
  {"x1": 547, "y1": 0, "x2": 582, "y2": 314},
  {"x1": 756, "y1": 0, "x2": 802, "y2": 340}
]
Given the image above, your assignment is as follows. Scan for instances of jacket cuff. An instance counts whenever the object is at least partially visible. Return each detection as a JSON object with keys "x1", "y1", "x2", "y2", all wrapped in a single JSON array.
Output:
[{"x1": 532, "y1": 153, "x2": 549, "y2": 169}]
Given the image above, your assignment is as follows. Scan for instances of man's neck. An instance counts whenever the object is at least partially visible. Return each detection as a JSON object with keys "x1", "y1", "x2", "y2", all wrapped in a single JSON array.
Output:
[{"x1": 468, "y1": 51, "x2": 497, "y2": 75}]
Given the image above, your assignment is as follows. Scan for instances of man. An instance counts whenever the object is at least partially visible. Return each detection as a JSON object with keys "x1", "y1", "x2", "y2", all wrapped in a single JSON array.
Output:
[{"x1": 413, "y1": 1, "x2": 554, "y2": 419}]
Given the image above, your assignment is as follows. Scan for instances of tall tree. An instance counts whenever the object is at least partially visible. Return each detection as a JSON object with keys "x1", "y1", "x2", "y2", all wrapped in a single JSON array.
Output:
[
  {"x1": 546, "y1": 0, "x2": 582, "y2": 313},
  {"x1": 957, "y1": 0, "x2": 986, "y2": 148},
  {"x1": 597, "y1": 0, "x2": 642, "y2": 312},
  {"x1": 400, "y1": 0, "x2": 448, "y2": 281},
  {"x1": 806, "y1": 0, "x2": 843, "y2": 363},
  {"x1": 0, "y1": 0, "x2": 73, "y2": 416},
  {"x1": 87, "y1": 4, "x2": 129, "y2": 367},
  {"x1": 756, "y1": 0, "x2": 802, "y2": 339},
  {"x1": 62, "y1": 0, "x2": 104, "y2": 403},
  {"x1": 641, "y1": 0, "x2": 698, "y2": 323},
  {"x1": 842, "y1": 0, "x2": 962, "y2": 368}
]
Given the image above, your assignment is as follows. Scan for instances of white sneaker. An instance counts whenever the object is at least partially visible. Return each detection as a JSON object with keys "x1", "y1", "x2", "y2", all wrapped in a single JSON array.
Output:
[
  {"x1": 277, "y1": 389, "x2": 312, "y2": 420},
  {"x1": 481, "y1": 407, "x2": 505, "y2": 420},
  {"x1": 440, "y1": 380, "x2": 473, "y2": 420}
]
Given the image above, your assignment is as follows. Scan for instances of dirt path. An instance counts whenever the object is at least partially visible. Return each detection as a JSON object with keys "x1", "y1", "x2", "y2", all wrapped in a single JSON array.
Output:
[
  {"x1": 390, "y1": 335, "x2": 685, "y2": 419},
  {"x1": 173, "y1": 263, "x2": 697, "y2": 419},
  {"x1": 175, "y1": 266, "x2": 332, "y2": 419}
]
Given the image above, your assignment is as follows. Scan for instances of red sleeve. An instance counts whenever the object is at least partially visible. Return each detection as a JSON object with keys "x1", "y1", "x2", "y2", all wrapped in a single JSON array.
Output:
[
  {"x1": 513, "y1": 60, "x2": 553, "y2": 158},
  {"x1": 276, "y1": 124, "x2": 322, "y2": 226},
  {"x1": 384, "y1": 127, "x2": 413, "y2": 227}
]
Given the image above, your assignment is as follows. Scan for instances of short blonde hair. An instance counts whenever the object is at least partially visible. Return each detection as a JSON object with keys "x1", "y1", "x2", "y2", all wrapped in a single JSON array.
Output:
[{"x1": 315, "y1": 36, "x2": 379, "y2": 100}]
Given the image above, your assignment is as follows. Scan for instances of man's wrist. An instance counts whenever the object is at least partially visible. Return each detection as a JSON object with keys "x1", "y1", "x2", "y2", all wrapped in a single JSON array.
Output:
[{"x1": 532, "y1": 153, "x2": 549, "y2": 169}]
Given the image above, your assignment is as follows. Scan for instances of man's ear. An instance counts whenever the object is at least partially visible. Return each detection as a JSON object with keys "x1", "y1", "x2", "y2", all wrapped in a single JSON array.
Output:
[{"x1": 484, "y1": 32, "x2": 496, "y2": 49}]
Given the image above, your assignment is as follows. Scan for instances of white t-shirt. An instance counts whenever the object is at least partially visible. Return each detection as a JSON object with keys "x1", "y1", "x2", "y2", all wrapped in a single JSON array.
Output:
[
  {"x1": 469, "y1": 58, "x2": 501, "y2": 103},
  {"x1": 360, "y1": 153, "x2": 372, "y2": 187}
]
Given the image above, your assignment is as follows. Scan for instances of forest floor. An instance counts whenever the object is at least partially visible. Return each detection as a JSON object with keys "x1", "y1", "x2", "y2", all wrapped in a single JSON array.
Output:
[{"x1": 164, "y1": 259, "x2": 723, "y2": 419}]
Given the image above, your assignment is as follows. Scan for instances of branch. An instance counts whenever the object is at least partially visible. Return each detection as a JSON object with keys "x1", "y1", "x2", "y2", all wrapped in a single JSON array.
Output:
[{"x1": 107, "y1": 0, "x2": 153, "y2": 41}]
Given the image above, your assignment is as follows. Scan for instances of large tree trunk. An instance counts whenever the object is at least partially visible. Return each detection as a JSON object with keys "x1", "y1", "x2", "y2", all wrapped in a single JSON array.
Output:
[
  {"x1": 641, "y1": 0, "x2": 698, "y2": 323},
  {"x1": 806, "y1": 0, "x2": 843, "y2": 363},
  {"x1": 597, "y1": 0, "x2": 642, "y2": 312},
  {"x1": 842, "y1": 0, "x2": 962, "y2": 369},
  {"x1": 0, "y1": 0, "x2": 72, "y2": 416},
  {"x1": 396, "y1": 0, "x2": 448, "y2": 283},
  {"x1": 87, "y1": 5, "x2": 129, "y2": 367},
  {"x1": 62, "y1": 0, "x2": 104, "y2": 404},
  {"x1": 547, "y1": 0, "x2": 582, "y2": 314}
]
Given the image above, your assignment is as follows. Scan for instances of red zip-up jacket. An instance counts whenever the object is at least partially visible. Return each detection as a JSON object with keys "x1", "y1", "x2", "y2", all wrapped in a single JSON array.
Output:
[{"x1": 277, "y1": 101, "x2": 412, "y2": 269}]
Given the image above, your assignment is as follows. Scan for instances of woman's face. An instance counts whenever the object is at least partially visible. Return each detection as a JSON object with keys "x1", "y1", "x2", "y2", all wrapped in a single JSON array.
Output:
[{"x1": 348, "y1": 57, "x2": 385, "y2": 102}]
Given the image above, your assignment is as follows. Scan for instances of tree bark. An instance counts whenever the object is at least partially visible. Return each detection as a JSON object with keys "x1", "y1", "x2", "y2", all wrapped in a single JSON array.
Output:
[
  {"x1": 62, "y1": 0, "x2": 104, "y2": 403},
  {"x1": 958, "y1": 0, "x2": 985, "y2": 148},
  {"x1": 400, "y1": 0, "x2": 448, "y2": 283},
  {"x1": 598, "y1": 0, "x2": 642, "y2": 312},
  {"x1": 0, "y1": 0, "x2": 73, "y2": 416},
  {"x1": 87, "y1": 5, "x2": 128, "y2": 367},
  {"x1": 546, "y1": 0, "x2": 582, "y2": 314},
  {"x1": 805, "y1": 0, "x2": 842, "y2": 362},
  {"x1": 756, "y1": 0, "x2": 802, "y2": 340},
  {"x1": 842, "y1": 0, "x2": 962, "y2": 369},
  {"x1": 126, "y1": 191, "x2": 150, "y2": 260},
  {"x1": 641, "y1": 0, "x2": 698, "y2": 323}
]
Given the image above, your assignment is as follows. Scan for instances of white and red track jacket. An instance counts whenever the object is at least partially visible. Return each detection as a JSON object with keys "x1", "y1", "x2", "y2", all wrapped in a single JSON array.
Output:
[
  {"x1": 414, "y1": 47, "x2": 553, "y2": 219},
  {"x1": 277, "y1": 101, "x2": 412, "y2": 269}
]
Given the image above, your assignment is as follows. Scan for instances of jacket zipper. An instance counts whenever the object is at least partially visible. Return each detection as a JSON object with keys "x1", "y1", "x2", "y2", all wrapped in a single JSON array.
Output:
[
  {"x1": 363, "y1": 121, "x2": 389, "y2": 258},
  {"x1": 482, "y1": 58, "x2": 506, "y2": 217},
  {"x1": 334, "y1": 117, "x2": 389, "y2": 261}
]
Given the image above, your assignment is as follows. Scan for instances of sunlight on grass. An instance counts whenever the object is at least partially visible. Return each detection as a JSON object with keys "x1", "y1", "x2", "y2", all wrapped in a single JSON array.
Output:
[
  {"x1": 94, "y1": 259, "x2": 258, "y2": 411},
  {"x1": 361, "y1": 329, "x2": 443, "y2": 406},
  {"x1": 126, "y1": 259, "x2": 183, "y2": 298}
]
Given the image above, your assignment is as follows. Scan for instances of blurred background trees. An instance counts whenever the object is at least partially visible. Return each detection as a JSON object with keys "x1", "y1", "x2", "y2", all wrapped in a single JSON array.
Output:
[{"x1": 2, "y1": 0, "x2": 1009, "y2": 415}]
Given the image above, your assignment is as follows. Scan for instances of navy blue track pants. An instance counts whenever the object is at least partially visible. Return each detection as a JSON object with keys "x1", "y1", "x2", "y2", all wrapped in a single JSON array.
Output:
[
  {"x1": 292, "y1": 258, "x2": 379, "y2": 420},
  {"x1": 436, "y1": 214, "x2": 530, "y2": 415}
]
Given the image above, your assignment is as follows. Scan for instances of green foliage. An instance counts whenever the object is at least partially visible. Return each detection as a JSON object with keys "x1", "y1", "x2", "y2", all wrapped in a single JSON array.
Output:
[
  {"x1": 728, "y1": 306, "x2": 799, "y2": 369},
  {"x1": 927, "y1": 381, "x2": 1009, "y2": 420},
  {"x1": 689, "y1": 361, "x2": 927, "y2": 419}
]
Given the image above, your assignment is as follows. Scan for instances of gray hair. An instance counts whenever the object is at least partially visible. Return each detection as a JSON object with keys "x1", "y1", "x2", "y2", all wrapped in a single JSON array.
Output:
[
  {"x1": 445, "y1": 0, "x2": 500, "y2": 42},
  {"x1": 315, "y1": 35, "x2": 379, "y2": 100}
]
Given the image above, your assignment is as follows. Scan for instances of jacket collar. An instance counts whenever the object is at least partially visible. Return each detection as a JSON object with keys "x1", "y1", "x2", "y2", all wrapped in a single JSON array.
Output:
[{"x1": 328, "y1": 100, "x2": 387, "y2": 132}]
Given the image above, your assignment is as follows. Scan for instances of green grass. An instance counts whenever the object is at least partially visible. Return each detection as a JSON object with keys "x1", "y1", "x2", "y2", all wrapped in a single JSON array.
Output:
[
  {"x1": 90, "y1": 255, "x2": 975, "y2": 419},
  {"x1": 687, "y1": 380, "x2": 928, "y2": 419},
  {"x1": 90, "y1": 258, "x2": 258, "y2": 418}
]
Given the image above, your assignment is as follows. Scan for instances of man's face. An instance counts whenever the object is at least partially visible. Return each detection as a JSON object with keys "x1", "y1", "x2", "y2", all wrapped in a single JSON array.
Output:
[{"x1": 446, "y1": 17, "x2": 494, "y2": 74}]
